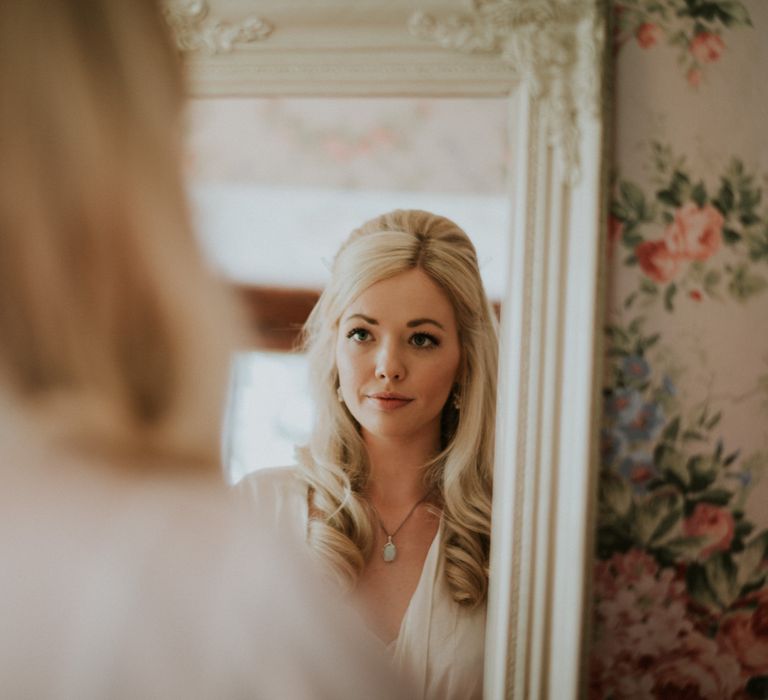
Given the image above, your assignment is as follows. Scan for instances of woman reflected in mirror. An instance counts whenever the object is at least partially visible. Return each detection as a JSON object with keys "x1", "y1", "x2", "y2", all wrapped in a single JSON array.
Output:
[{"x1": 240, "y1": 209, "x2": 498, "y2": 700}]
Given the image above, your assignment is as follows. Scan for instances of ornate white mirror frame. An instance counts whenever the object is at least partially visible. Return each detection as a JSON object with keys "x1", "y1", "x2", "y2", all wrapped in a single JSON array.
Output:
[{"x1": 168, "y1": 1, "x2": 608, "y2": 697}]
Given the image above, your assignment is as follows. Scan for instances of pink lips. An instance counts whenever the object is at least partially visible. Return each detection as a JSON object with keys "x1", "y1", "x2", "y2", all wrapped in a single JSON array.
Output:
[{"x1": 366, "y1": 392, "x2": 413, "y2": 410}]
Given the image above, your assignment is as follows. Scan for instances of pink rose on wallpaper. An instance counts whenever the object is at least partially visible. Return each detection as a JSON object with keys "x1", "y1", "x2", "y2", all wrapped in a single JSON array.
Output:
[
  {"x1": 635, "y1": 22, "x2": 663, "y2": 49},
  {"x1": 690, "y1": 32, "x2": 726, "y2": 64},
  {"x1": 683, "y1": 502, "x2": 735, "y2": 558},
  {"x1": 650, "y1": 634, "x2": 742, "y2": 699},
  {"x1": 593, "y1": 549, "x2": 661, "y2": 599},
  {"x1": 718, "y1": 590, "x2": 768, "y2": 676},
  {"x1": 588, "y1": 550, "x2": 745, "y2": 699},
  {"x1": 665, "y1": 203, "x2": 724, "y2": 261},
  {"x1": 636, "y1": 239, "x2": 680, "y2": 282}
]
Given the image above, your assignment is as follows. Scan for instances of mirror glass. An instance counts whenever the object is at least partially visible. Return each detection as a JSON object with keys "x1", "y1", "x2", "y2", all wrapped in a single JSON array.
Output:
[{"x1": 185, "y1": 96, "x2": 510, "y2": 484}]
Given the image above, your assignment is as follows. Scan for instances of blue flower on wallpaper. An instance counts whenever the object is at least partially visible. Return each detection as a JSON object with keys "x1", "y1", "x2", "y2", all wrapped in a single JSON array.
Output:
[
  {"x1": 605, "y1": 387, "x2": 643, "y2": 424},
  {"x1": 620, "y1": 400, "x2": 665, "y2": 442},
  {"x1": 621, "y1": 355, "x2": 650, "y2": 382},
  {"x1": 618, "y1": 451, "x2": 658, "y2": 492}
]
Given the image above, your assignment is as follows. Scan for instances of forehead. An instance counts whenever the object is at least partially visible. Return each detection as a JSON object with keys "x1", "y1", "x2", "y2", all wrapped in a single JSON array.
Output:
[{"x1": 344, "y1": 268, "x2": 456, "y2": 325}]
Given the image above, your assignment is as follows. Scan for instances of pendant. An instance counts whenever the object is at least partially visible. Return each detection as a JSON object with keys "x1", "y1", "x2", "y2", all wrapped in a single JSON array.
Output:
[{"x1": 382, "y1": 536, "x2": 397, "y2": 563}]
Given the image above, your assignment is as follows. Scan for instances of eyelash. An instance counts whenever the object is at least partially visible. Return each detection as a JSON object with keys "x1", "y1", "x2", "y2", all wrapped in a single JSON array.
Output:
[{"x1": 345, "y1": 328, "x2": 440, "y2": 349}]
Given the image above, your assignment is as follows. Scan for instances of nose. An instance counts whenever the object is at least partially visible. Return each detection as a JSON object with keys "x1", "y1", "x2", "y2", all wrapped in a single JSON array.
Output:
[{"x1": 375, "y1": 340, "x2": 406, "y2": 382}]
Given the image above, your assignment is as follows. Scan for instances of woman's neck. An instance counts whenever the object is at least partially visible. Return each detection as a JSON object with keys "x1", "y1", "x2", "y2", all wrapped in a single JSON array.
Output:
[{"x1": 362, "y1": 430, "x2": 438, "y2": 507}]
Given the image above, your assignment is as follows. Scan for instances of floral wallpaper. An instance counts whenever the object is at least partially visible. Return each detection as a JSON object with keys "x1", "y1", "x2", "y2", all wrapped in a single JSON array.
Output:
[{"x1": 589, "y1": 0, "x2": 768, "y2": 697}]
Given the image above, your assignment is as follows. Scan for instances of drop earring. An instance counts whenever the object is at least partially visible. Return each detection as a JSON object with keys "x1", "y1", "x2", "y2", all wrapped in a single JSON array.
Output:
[
  {"x1": 452, "y1": 390, "x2": 461, "y2": 411},
  {"x1": 337, "y1": 386, "x2": 344, "y2": 403}
]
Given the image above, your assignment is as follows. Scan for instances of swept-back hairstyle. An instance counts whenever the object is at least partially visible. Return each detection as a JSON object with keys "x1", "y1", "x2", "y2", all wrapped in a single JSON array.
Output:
[
  {"x1": 0, "y1": 0, "x2": 244, "y2": 465},
  {"x1": 298, "y1": 210, "x2": 498, "y2": 606}
]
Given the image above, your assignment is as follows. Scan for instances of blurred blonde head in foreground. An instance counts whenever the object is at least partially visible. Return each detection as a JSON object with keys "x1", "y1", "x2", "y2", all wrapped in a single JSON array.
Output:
[
  {"x1": 0, "y1": 0, "x2": 414, "y2": 697},
  {"x1": 0, "y1": 0, "x2": 242, "y2": 465}
]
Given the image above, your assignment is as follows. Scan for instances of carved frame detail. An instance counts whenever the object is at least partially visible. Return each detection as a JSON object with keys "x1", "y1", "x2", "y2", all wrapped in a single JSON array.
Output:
[
  {"x1": 408, "y1": 0, "x2": 605, "y2": 179},
  {"x1": 163, "y1": 0, "x2": 272, "y2": 55}
]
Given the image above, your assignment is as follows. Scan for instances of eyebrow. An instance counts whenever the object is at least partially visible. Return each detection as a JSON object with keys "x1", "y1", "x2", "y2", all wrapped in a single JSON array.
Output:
[
  {"x1": 343, "y1": 313, "x2": 445, "y2": 331},
  {"x1": 406, "y1": 318, "x2": 445, "y2": 330}
]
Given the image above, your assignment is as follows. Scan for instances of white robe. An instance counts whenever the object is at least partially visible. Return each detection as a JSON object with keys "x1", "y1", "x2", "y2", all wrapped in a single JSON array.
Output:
[
  {"x1": 0, "y1": 413, "x2": 413, "y2": 700},
  {"x1": 239, "y1": 466, "x2": 486, "y2": 700}
]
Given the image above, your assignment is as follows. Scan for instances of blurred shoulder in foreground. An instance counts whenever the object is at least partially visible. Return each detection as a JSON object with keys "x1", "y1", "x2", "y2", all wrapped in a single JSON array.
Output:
[{"x1": 0, "y1": 409, "x2": 413, "y2": 699}]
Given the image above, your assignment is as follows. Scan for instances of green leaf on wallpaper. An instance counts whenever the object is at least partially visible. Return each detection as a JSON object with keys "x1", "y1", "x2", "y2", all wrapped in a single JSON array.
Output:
[
  {"x1": 736, "y1": 530, "x2": 768, "y2": 591},
  {"x1": 639, "y1": 333, "x2": 660, "y2": 352},
  {"x1": 640, "y1": 278, "x2": 659, "y2": 295},
  {"x1": 664, "y1": 283, "x2": 677, "y2": 311},
  {"x1": 689, "y1": 488, "x2": 732, "y2": 506},
  {"x1": 623, "y1": 292, "x2": 638, "y2": 310},
  {"x1": 705, "y1": 411, "x2": 722, "y2": 430},
  {"x1": 691, "y1": 182, "x2": 707, "y2": 207},
  {"x1": 610, "y1": 201, "x2": 629, "y2": 221},
  {"x1": 656, "y1": 443, "x2": 688, "y2": 484},
  {"x1": 623, "y1": 230, "x2": 644, "y2": 247},
  {"x1": 669, "y1": 31, "x2": 689, "y2": 50},
  {"x1": 728, "y1": 265, "x2": 768, "y2": 300},
  {"x1": 723, "y1": 449, "x2": 741, "y2": 466},
  {"x1": 705, "y1": 553, "x2": 739, "y2": 608},
  {"x1": 687, "y1": 455, "x2": 717, "y2": 487},
  {"x1": 635, "y1": 489, "x2": 682, "y2": 545},
  {"x1": 624, "y1": 253, "x2": 638, "y2": 266},
  {"x1": 714, "y1": 180, "x2": 735, "y2": 215},
  {"x1": 600, "y1": 472, "x2": 633, "y2": 520},
  {"x1": 682, "y1": 429, "x2": 706, "y2": 442},
  {"x1": 746, "y1": 229, "x2": 768, "y2": 262},
  {"x1": 739, "y1": 185, "x2": 763, "y2": 209},
  {"x1": 596, "y1": 525, "x2": 633, "y2": 559},
  {"x1": 703, "y1": 269, "x2": 722, "y2": 293},
  {"x1": 741, "y1": 212, "x2": 761, "y2": 226},
  {"x1": 662, "y1": 416, "x2": 681, "y2": 442},
  {"x1": 672, "y1": 169, "x2": 691, "y2": 192},
  {"x1": 718, "y1": 1, "x2": 753, "y2": 26},
  {"x1": 658, "y1": 535, "x2": 708, "y2": 560},
  {"x1": 734, "y1": 521, "x2": 754, "y2": 539},
  {"x1": 714, "y1": 437, "x2": 724, "y2": 461},
  {"x1": 605, "y1": 324, "x2": 630, "y2": 344},
  {"x1": 723, "y1": 227, "x2": 742, "y2": 244},
  {"x1": 650, "y1": 508, "x2": 682, "y2": 544},
  {"x1": 686, "y1": 563, "x2": 721, "y2": 611},
  {"x1": 657, "y1": 189, "x2": 680, "y2": 208},
  {"x1": 620, "y1": 181, "x2": 646, "y2": 217}
]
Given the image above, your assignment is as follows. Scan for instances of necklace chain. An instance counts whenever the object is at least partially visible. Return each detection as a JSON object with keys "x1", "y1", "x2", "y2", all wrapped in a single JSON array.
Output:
[{"x1": 370, "y1": 491, "x2": 431, "y2": 563}]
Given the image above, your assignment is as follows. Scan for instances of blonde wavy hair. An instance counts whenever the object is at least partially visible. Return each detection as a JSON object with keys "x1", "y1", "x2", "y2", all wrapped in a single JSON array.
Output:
[
  {"x1": 297, "y1": 210, "x2": 498, "y2": 607},
  {"x1": 0, "y1": 0, "x2": 244, "y2": 466}
]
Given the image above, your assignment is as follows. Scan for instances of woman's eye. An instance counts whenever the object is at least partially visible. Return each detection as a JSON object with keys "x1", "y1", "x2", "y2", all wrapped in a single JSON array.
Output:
[
  {"x1": 346, "y1": 327, "x2": 371, "y2": 342},
  {"x1": 410, "y1": 332, "x2": 439, "y2": 349}
]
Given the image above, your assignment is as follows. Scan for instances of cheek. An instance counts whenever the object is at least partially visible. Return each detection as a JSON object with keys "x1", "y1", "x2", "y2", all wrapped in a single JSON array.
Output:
[
  {"x1": 426, "y1": 350, "x2": 461, "y2": 397},
  {"x1": 335, "y1": 338, "x2": 361, "y2": 389}
]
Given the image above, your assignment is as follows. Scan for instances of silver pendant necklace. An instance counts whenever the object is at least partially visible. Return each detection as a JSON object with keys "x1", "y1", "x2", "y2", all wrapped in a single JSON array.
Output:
[{"x1": 370, "y1": 492, "x2": 431, "y2": 563}]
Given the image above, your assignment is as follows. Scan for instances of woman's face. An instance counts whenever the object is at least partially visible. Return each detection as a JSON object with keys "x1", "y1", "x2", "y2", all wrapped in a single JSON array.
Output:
[{"x1": 335, "y1": 267, "x2": 461, "y2": 447}]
